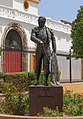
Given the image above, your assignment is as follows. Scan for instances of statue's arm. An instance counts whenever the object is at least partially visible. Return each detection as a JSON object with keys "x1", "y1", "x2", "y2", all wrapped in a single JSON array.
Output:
[
  {"x1": 31, "y1": 29, "x2": 42, "y2": 44},
  {"x1": 51, "y1": 31, "x2": 56, "y2": 53},
  {"x1": 48, "y1": 28, "x2": 56, "y2": 53}
]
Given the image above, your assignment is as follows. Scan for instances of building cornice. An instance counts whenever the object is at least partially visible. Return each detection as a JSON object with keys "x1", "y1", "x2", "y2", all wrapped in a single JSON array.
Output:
[{"x1": 0, "y1": 5, "x2": 71, "y2": 34}]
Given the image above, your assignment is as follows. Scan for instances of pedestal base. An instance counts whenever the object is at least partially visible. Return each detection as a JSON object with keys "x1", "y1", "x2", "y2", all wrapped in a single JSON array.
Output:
[{"x1": 29, "y1": 85, "x2": 63, "y2": 116}]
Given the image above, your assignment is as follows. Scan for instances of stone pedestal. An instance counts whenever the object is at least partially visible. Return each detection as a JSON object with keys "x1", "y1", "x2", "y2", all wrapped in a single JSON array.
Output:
[{"x1": 29, "y1": 85, "x2": 63, "y2": 116}]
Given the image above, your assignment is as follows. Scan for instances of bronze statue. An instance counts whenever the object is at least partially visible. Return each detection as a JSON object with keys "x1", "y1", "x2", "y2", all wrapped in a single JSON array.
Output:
[{"x1": 31, "y1": 16, "x2": 58, "y2": 86}]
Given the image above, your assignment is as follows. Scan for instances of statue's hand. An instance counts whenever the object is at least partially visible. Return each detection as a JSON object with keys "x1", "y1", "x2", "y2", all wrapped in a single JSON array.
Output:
[
  {"x1": 40, "y1": 41, "x2": 43, "y2": 44},
  {"x1": 39, "y1": 41, "x2": 44, "y2": 47}
]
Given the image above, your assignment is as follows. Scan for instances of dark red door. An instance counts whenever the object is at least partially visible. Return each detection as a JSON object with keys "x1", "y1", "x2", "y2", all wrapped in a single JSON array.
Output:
[
  {"x1": 4, "y1": 51, "x2": 22, "y2": 73},
  {"x1": 4, "y1": 29, "x2": 22, "y2": 73}
]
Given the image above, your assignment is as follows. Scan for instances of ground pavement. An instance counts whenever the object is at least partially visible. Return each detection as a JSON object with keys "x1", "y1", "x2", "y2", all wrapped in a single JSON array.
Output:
[{"x1": 61, "y1": 82, "x2": 83, "y2": 94}]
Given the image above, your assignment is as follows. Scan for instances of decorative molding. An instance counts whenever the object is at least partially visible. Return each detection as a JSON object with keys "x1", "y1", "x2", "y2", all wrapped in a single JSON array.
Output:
[
  {"x1": 0, "y1": 5, "x2": 71, "y2": 34},
  {"x1": 46, "y1": 19, "x2": 71, "y2": 34},
  {"x1": 15, "y1": 10, "x2": 38, "y2": 25}
]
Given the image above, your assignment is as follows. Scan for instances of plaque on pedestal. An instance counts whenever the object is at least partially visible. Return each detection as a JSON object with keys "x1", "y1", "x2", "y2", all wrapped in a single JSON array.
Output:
[{"x1": 29, "y1": 85, "x2": 63, "y2": 116}]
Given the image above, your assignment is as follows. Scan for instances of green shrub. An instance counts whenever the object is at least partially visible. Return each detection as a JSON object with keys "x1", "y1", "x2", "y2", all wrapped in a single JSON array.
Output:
[
  {"x1": 0, "y1": 73, "x2": 4, "y2": 92},
  {"x1": 0, "y1": 72, "x2": 31, "y2": 115},
  {"x1": 4, "y1": 72, "x2": 34, "y2": 91},
  {"x1": 0, "y1": 72, "x2": 4, "y2": 78},
  {"x1": 0, "y1": 82, "x2": 29, "y2": 115},
  {"x1": 63, "y1": 90, "x2": 83, "y2": 116},
  {"x1": 38, "y1": 107, "x2": 63, "y2": 117}
]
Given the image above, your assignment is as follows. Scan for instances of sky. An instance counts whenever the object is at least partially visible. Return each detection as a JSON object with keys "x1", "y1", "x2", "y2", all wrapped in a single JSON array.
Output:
[{"x1": 38, "y1": 0, "x2": 83, "y2": 22}]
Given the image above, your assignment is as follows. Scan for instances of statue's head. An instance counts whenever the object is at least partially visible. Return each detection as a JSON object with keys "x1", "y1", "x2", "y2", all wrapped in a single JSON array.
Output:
[{"x1": 38, "y1": 16, "x2": 46, "y2": 28}]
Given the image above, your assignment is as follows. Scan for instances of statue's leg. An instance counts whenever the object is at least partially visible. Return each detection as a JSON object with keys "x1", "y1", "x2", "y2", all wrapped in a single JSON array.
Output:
[
  {"x1": 43, "y1": 55, "x2": 50, "y2": 86},
  {"x1": 34, "y1": 51, "x2": 43, "y2": 85}
]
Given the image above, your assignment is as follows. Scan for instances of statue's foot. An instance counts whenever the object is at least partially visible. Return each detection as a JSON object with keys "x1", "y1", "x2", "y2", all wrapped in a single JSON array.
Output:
[
  {"x1": 34, "y1": 80, "x2": 39, "y2": 85},
  {"x1": 51, "y1": 82, "x2": 56, "y2": 86},
  {"x1": 51, "y1": 81, "x2": 60, "y2": 86},
  {"x1": 44, "y1": 83, "x2": 48, "y2": 86},
  {"x1": 44, "y1": 79, "x2": 48, "y2": 86},
  {"x1": 56, "y1": 81, "x2": 60, "y2": 85}
]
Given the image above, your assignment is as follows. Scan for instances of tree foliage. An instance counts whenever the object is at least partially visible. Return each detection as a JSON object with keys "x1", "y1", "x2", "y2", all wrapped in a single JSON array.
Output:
[{"x1": 71, "y1": 6, "x2": 83, "y2": 58}]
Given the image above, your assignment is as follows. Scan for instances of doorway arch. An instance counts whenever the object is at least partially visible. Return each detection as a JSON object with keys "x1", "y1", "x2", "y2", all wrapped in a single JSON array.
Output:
[
  {"x1": 4, "y1": 29, "x2": 22, "y2": 73},
  {"x1": 1, "y1": 22, "x2": 28, "y2": 73}
]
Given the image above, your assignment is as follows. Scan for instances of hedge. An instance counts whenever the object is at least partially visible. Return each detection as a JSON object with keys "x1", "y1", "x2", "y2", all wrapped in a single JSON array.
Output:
[{"x1": 0, "y1": 72, "x2": 51, "y2": 91}]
